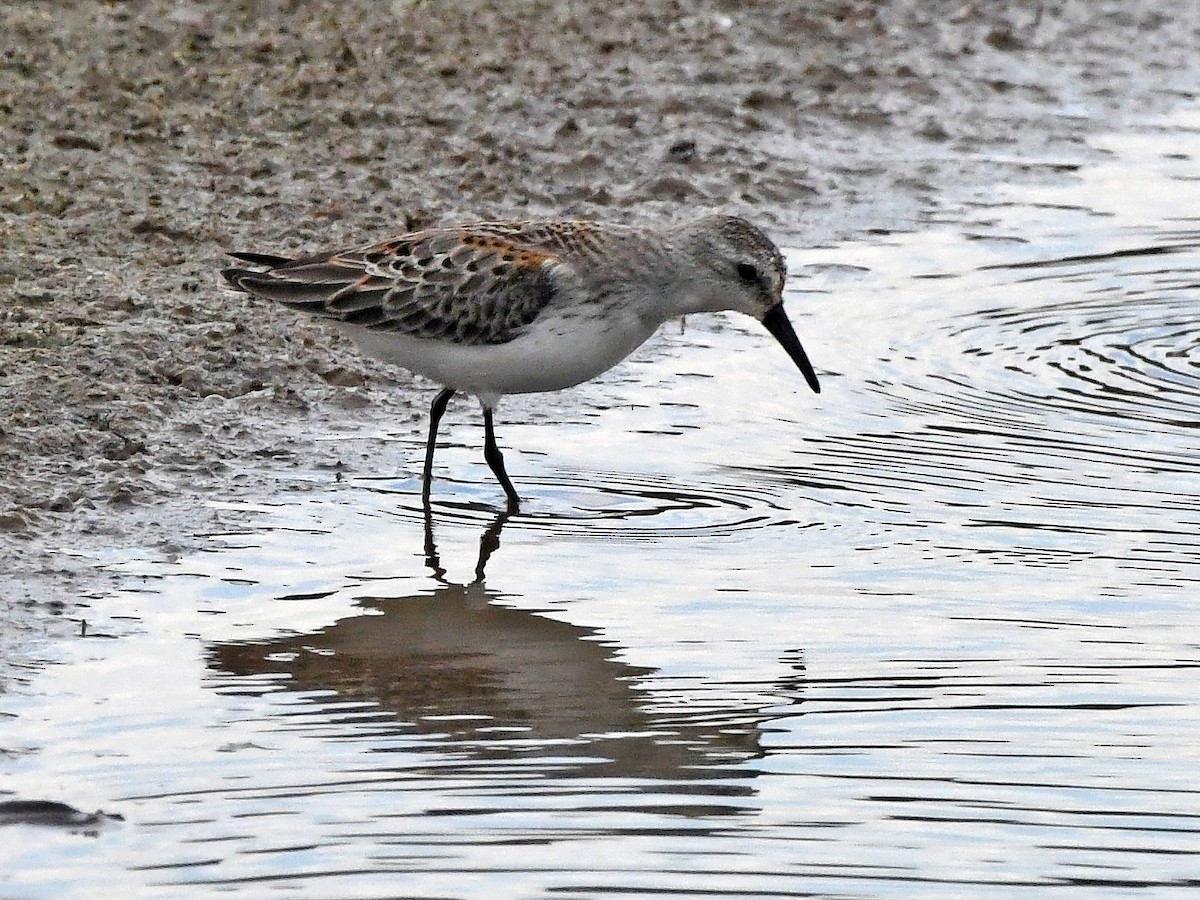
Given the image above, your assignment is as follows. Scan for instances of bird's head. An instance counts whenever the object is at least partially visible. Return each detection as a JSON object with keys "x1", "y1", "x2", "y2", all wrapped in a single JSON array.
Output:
[{"x1": 686, "y1": 215, "x2": 821, "y2": 394}]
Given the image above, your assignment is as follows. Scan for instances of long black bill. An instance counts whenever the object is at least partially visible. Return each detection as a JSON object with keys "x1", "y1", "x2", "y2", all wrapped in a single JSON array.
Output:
[{"x1": 762, "y1": 302, "x2": 821, "y2": 394}]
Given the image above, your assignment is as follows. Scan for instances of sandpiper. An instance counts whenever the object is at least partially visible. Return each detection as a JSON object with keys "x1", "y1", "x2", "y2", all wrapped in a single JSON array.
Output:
[{"x1": 222, "y1": 215, "x2": 820, "y2": 511}]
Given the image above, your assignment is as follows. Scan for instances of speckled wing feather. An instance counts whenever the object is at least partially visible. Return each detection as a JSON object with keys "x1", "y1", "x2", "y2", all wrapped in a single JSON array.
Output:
[{"x1": 221, "y1": 222, "x2": 612, "y2": 345}]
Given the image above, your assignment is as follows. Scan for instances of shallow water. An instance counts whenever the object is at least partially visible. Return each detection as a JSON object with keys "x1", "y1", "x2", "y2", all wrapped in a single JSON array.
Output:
[{"x1": 4, "y1": 109, "x2": 1200, "y2": 898}]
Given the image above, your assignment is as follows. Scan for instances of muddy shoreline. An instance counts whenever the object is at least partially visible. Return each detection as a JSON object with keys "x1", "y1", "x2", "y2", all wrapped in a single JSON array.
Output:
[{"x1": 3, "y1": 0, "x2": 1199, "y2": 684}]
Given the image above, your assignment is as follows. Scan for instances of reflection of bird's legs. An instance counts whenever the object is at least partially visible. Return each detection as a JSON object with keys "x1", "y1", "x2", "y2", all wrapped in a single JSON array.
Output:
[
  {"x1": 474, "y1": 510, "x2": 511, "y2": 585},
  {"x1": 422, "y1": 499, "x2": 447, "y2": 584},
  {"x1": 423, "y1": 497, "x2": 509, "y2": 587},
  {"x1": 422, "y1": 387, "x2": 456, "y2": 504}
]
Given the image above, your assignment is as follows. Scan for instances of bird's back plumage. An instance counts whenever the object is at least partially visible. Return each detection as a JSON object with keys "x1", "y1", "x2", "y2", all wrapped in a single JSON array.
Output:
[{"x1": 221, "y1": 223, "x2": 613, "y2": 345}]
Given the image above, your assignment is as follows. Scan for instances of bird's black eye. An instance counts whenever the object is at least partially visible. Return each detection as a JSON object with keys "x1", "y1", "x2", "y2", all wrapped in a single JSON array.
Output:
[{"x1": 736, "y1": 262, "x2": 759, "y2": 284}]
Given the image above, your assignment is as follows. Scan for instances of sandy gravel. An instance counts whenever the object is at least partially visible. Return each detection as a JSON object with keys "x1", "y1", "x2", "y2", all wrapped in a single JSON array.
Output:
[{"x1": 3, "y1": 0, "x2": 1199, "y2": 683}]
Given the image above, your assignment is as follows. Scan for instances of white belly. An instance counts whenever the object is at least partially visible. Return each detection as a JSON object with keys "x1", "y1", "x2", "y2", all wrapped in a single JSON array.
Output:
[{"x1": 343, "y1": 309, "x2": 659, "y2": 404}]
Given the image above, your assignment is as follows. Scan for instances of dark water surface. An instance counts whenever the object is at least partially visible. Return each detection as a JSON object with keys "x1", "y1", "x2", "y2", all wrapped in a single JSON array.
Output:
[{"x1": 3, "y1": 111, "x2": 1199, "y2": 897}]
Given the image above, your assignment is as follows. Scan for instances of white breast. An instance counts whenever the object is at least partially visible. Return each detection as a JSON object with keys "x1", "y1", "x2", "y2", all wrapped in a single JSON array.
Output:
[{"x1": 343, "y1": 306, "x2": 660, "y2": 406}]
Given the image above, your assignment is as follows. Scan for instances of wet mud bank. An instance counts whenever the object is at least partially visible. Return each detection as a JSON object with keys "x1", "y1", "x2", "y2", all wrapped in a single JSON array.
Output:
[{"x1": 2, "y1": 0, "x2": 1199, "y2": 681}]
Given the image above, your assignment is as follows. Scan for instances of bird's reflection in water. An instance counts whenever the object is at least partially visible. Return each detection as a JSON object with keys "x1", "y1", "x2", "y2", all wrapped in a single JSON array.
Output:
[{"x1": 208, "y1": 505, "x2": 806, "y2": 787}]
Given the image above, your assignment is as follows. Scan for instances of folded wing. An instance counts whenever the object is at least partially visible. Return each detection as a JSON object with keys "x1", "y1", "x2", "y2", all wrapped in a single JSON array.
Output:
[{"x1": 222, "y1": 225, "x2": 566, "y2": 345}]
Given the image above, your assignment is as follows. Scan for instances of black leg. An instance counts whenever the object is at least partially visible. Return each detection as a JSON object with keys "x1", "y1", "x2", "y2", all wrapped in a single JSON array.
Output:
[
  {"x1": 422, "y1": 387, "x2": 456, "y2": 503},
  {"x1": 482, "y1": 406, "x2": 521, "y2": 513}
]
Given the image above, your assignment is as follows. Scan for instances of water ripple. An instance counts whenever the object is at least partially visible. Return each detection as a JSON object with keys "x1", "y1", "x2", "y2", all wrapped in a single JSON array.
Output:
[{"x1": 356, "y1": 468, "x2": 809, "y2": 541}]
